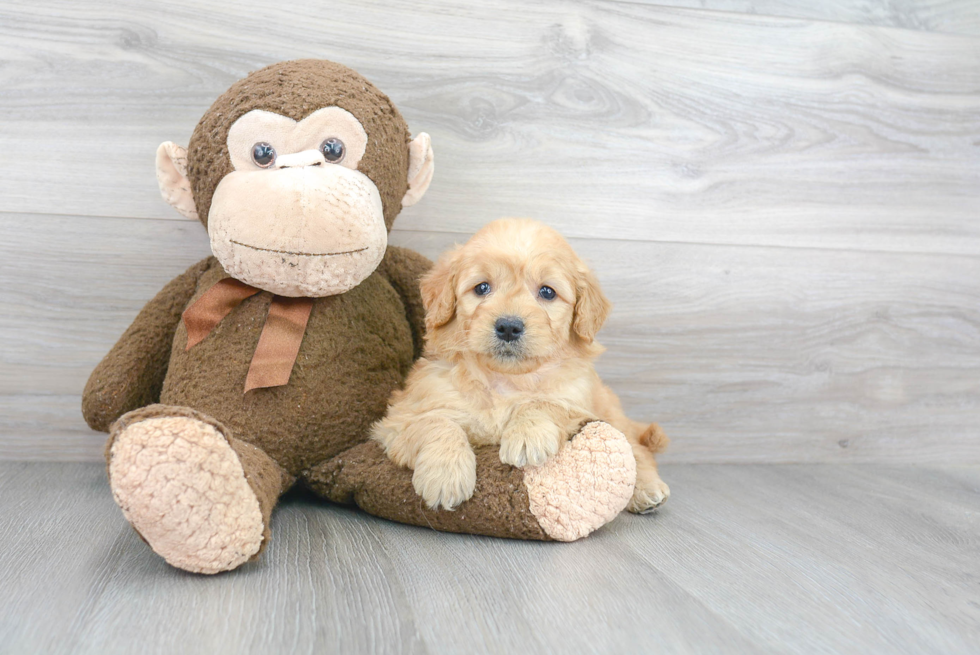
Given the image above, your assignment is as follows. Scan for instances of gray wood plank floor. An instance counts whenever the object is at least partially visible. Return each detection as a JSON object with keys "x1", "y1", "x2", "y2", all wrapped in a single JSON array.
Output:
[{"x1": 1, "y1": 461, "x2": 977, "y2": 655}]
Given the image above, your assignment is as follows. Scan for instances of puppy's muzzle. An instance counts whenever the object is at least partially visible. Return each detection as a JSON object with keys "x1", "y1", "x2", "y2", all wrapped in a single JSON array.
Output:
[{"x1": 494, "y1": 316, "x2": 524, "y2": 343}]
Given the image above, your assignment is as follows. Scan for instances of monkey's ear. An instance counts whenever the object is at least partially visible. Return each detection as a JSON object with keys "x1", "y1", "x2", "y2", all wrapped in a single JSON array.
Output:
[
  {"x1": 156, "y1": 141, "x2": 200, "y2": 221},
  {"x1": 402, "y1": 133, "x2": 434, "y2": 207}
]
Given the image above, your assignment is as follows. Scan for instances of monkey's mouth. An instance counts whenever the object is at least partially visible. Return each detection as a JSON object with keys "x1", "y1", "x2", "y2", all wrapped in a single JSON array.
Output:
[{"x1": 230, "y1": 240, "x2": 368, "y2": 257}]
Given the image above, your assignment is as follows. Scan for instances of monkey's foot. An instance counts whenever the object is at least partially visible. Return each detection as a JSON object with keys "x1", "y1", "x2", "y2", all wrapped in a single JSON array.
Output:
[
  {"x1": 523, "y1": 422, "x2": 637, "y2": 541},
  {"x1": 107, "y1": 409, "x2": 264, "y2": 574}
]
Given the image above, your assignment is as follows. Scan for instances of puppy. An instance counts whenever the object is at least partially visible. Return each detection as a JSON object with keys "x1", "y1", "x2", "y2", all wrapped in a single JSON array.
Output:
[{"x1": 372, "y1": 218, "x2": 669, "y2": 513}]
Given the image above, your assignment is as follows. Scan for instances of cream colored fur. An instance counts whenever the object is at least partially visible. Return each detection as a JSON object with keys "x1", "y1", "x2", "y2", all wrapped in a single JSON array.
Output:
[
  {"x1": 524, "y1": 421, "x2": 637, "y2": 541},
  {"x1": 372, "y1": 218, "x2": 670, "y2": 513},
  {"x1": 403, "y1": 132, "x2": 434, "y2": 207},
  {"x1": 208, "y1": 164, "x2": 388, "y2": 297},
  {"x1": 108, "y1": 416, "x2": 265, "y2": 574},
  {"x1": 155, "y1": 142, "x2": 199, "y2": 222}
]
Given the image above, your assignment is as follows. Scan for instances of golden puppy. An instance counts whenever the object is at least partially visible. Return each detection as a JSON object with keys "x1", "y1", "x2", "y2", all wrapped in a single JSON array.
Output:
[{"x1": 372, "y1": 218, "x2": 669, "y2": 513}]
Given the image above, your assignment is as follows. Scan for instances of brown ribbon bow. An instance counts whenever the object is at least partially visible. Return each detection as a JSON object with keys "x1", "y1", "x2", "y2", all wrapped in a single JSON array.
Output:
[{"x1": 182, "y1": 278, "x2": 314, "y2": 393}]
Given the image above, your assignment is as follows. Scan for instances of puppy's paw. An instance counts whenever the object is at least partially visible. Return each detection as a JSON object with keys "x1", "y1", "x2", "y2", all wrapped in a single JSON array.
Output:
[
  {"x1": 500, "y1": 421, "x2": 564, "y2": 468},
  {"x1": 379, "y1": 428, "x2": 417, "y2": 469},
  {"x1": 412, "y1": 446, "x2": 477, "y2": 511},
  {"x1": 628, "y1": 477, "x2": 671, "y2": 514}
]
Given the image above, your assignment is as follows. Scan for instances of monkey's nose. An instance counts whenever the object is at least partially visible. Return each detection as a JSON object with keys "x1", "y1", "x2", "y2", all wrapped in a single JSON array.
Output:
[
  {"x1": 275, "y1": 150, "x2": 326, "y2": 169},
  {"x1": 494, "y1": 317, "x2": 524, "y2": 342}
]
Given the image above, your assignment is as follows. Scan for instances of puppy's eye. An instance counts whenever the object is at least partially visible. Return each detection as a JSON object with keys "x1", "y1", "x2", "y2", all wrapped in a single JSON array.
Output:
[
  {"x1": 251, "y1": 142, "x2": 276, "y2": 168},
  {"x1": 539, "y1": 285, "x2": 557, "y2": 301},
  {"x1": 474, "y1": 282, "x2": 491, "y2": 296}
]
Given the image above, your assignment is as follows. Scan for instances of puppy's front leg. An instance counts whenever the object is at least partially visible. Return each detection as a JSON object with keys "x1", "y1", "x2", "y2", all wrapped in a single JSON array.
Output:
[
  {"x1": 628, "y1": 424, "x2": 671, "y2": 513},
  {"x1": 381, "y1": 415, "x2": 477, "y2": 511},
  {"x1": 499, "y1": 404, "x2": 569, "y2": 468}
]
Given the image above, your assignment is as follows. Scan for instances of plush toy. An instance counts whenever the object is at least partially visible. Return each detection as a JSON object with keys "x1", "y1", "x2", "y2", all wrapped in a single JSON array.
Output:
[{"x1": 82, "y1": 60, "x2": 638, "y2": 574}]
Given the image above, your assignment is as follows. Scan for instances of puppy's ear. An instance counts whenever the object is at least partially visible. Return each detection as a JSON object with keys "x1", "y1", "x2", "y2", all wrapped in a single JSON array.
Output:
[
  {"x1": 420, "y1": 247, "x2": 460, "y2": 329},
  {"x1": 572, "y1": 265, "x2": 612, "y2": 342}
]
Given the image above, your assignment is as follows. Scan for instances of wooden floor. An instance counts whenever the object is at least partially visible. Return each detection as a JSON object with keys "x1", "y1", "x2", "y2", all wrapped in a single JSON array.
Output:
[{"x1": 1, "y1": 461, "x2": 977, "y2": 655}]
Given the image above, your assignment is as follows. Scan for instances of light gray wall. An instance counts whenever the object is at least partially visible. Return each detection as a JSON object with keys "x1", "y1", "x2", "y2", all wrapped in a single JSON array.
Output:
[{"x1": 1, "y1": 0, "x2": 978, "y2": 463}]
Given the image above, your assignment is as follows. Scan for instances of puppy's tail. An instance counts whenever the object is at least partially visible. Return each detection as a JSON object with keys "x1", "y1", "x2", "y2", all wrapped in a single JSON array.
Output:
[{"x1": 637, "y1": 422, "x2": 669, "y2": 454}]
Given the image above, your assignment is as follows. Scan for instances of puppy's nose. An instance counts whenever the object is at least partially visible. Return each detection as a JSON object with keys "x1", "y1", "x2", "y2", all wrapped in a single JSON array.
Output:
[{"x1": 495, "y1": 317, "x2": 524, "y2": 342}]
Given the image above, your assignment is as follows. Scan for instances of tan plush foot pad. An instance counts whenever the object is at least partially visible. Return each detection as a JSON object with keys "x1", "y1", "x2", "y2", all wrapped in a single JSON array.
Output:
[
  {"x1": 108, "y1": 417, "x2": 264, "y2": 574},
  {"x1": 523, "y1": 422, "x2": 637, "y2": 542}
]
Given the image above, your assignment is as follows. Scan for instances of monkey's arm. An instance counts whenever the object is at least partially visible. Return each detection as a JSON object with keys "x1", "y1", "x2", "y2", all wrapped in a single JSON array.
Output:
[
  {"x1": 82, "y1": 258, "x2": 212, "y2": 432},
  {"x1": 377, "y1": 246, "x2": 432, "y2": 360}
]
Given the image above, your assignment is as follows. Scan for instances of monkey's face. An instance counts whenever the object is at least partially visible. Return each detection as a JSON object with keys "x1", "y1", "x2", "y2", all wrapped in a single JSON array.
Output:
[
  {"x1": 207, "y1": 107, "x2": 386, "y2": 297},
  {"x1": 155, "y1": 60, "x2": 435, "y2": 299}
]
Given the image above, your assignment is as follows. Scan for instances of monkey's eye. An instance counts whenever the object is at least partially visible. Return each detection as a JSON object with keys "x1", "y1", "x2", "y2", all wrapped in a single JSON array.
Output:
[
  {"x1": 251, "y1": 142, "x2": 276, "y2": 168},
  {"x1": 539, "y1": 286, "x2": 557, "y2": 301},
  {"x1": 474, "y1": 282, "x2": 491, "y2": 296},
  {"x1": 320, "y1": 138, "x2": 346, "y2": 163}
]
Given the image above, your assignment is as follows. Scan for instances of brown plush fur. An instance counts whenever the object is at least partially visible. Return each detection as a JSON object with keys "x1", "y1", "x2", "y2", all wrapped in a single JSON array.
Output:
[
  {"x1": 305, "y1": 440, "x2": 551, "y2": 541},
  {"x1": 84, "y1": 61, "x2": 424, "y2": 478},
  {"x1": 86, "y1": 251, "x2": 423, "y2": 476}
]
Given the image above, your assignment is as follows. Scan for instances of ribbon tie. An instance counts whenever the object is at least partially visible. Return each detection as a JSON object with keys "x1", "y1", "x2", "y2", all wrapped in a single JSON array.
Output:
[{"x1": 182, "y1": 278, "x2": 314, "y2": 393}]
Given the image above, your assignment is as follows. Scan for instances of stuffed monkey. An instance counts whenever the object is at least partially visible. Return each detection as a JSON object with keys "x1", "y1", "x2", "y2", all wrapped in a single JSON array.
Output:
[{"x1": 82, "y1": 60, "x2": 637, "y2": 574}]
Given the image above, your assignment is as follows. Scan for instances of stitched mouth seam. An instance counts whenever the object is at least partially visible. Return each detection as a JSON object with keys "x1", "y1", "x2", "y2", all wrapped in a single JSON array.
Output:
[{"x1": 230, "y1": 240, "x2": 368, "y2": 257}]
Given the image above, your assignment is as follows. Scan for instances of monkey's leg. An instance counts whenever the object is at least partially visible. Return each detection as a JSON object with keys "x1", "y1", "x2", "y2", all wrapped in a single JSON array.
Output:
[
  {"x1": 106, "y1": 405, "x2": 293, "y2": 574},
  {"x1": 303, "y1": 422, "x2": 636, "y2": 542}
]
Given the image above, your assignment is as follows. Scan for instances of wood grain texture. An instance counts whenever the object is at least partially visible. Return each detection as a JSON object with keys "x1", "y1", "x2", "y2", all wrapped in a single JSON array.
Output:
[
  {"x1": 2, "y1": 215, "x2": 978, "y2": 464},
  {"x1": 638, "y1": 0, "x2": 980, "y2": 37},
  {"x1": 1, "y1": 1, "x2": 978, "y2": 463},
  {"x1": 0, "y1": 1, "x2": 978, "y2": 254},
  {"x1": 1, "y1": 462, "x2": 977, "y2": 654}
]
